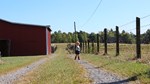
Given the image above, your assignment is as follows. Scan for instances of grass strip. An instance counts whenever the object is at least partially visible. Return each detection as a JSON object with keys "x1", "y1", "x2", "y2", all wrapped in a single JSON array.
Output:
[
  {"x1": 28, "y1": 56, "x2": 91, "y2": 84},
  {"x1": 15, "y1": 44, "x2": 91, "y2": 84},
  {"x1": 0, "y1": 56, "x2": 45, "y2": 75}
]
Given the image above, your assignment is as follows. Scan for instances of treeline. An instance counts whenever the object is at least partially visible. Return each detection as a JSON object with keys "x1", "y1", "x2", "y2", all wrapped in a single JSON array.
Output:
[{"x1": 51, "y1": 29, "x2": 150, "y2": 44}]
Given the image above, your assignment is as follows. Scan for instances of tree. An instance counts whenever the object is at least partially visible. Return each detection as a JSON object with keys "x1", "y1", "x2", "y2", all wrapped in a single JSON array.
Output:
[
  {"x1": 67, "y1": 32, "x2": 72, "y2": 43},
  {"x1": 57, "y1": 30, "x2": 63, "y2": 43},
  {"x1": 83, "y1": 32, "x2": 88, "y2": 42},
  {"x1": 142, "y1": 29, "x2": 150, "y2": 44},
  {"x1": 51, "y1": 29, "x2": 141, "y2": 44},
  {"x1": 51, "y1": 33, "x2": 55, "y2": 43},
  {"x1": 120, "y1": 30, "x2": 135, "y2": 43},
  {"x1": 62, "y1": 32, "x2": 67, "y2": 43},
  {"x1": 108, "y1": 29, "x2": 115, "y2": 43},
  {"x1": 88, "y1": 32, "x2": 97, "y2": 42}
]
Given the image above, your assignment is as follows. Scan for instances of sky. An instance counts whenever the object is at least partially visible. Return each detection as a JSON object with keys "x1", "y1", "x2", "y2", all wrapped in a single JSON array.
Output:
[{"x1": 0, "y1": 0, "x2": 150, "y2": 34}]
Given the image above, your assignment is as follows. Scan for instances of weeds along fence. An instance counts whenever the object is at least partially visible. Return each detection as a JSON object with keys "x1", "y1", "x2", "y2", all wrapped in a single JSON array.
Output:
[{"x1": 80, "y1": 16, "x2": 150, "y2": 64}]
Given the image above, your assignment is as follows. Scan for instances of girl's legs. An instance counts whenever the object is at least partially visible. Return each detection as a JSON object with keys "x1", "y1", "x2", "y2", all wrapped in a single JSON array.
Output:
[
  {"x1": 77, "y1": 54, "x2": 80, "y2": 60},
  {"x1": 74, "y1": 54, "x2": 77, "y2": 60},
  {"x1": 75, "y1": 54, "x2": 80, "y2": 60}
]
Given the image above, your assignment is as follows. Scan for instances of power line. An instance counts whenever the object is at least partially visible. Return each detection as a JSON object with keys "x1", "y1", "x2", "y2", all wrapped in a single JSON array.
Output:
[
  {"x1": 126, "y1": 28, "x2": 136, "y2": 33},
  {"x1": 119, "y1": 20, "x2": 135, "y2": 28},
  {"x1": 120, "y1": 22, "x2": 150, "y2": 33},
  {"x1": 141, "y1": 14, "x2": 150, "y2": 19},
  {"x1": 141, "y1": 23, "x2": 150, "y2": 28},
  {"x1": 119, "y1": 14, "x2": 150, "y2": 28},
  {"x1": 81, "y1": 0, "x2": 103, "y2": 28}
]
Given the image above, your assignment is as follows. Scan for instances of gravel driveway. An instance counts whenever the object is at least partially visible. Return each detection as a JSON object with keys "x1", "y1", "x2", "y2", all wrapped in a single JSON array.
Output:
[
  {"x1": 70, "y1": 55, "x2": 130, "y2": 84},
  {"x1": 0, "y1": 58, "x2": 48, "y2": 84},
  {"x1": 77, "y1": 60, "x2": 130, "y2": 84}
]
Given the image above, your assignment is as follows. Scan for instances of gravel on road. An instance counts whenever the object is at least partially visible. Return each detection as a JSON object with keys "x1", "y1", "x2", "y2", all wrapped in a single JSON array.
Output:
[
  {"x1": 77, "y1": 60, "x2": 129, "y2": 84},
  {"x1": 0, "y1": 58, "x2": 48, "y2": 84},
  {"x1": 70, "y1": 55, "x2": 130, "y2": 84}
]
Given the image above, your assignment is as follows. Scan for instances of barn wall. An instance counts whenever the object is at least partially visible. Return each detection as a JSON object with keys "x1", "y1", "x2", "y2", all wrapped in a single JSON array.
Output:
[
  {"x1": 47, "y1": 28, "x2": 51, "y2": 54},
  {"x1": 0, "y1": 21, "x2": 48, "y2": 56},
  {"x1": 13, "y1": 24, "x2": 46, "y2": 55}
]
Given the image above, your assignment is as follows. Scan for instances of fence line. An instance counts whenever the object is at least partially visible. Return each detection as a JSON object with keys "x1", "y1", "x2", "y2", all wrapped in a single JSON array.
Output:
[{"x1": 81, "y1": 16, "x2": 150, "y2": 61}]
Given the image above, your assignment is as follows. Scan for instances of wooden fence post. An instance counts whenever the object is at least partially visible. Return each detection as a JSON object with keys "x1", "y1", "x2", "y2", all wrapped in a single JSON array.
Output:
[
  {"x1": 80, "y1": 42, "x2": 83, "y2": 51},
  {"x1": 116, "y1": 26, "x2": 119, "y2": 56},
  {"x1": 85, "y1": 41, "x2": 87, "y2": 53},
  {"x1": 97, "y1": 34, "x2": 100, "y2": 53},
  {"x1": 136, "y1": 17, "x2": 141, "y2": 59},
  {"x1": 104, "y1": 28, "x2": 107, "y2": 55},
  {"x1": 83, "y1": 42, "x2": 84, "y2": 53},
  {"x1": 88, "y1": 40, "x2": 90, "y2": 53},
  {"x1": 92, "y1": 41, "x2": 94, "y2": 53}
]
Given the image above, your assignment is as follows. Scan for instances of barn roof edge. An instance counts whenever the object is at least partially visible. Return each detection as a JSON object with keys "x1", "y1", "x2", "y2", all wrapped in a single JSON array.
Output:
[{"x1": 0, "y1": 18, "x2": 52, "y2": 31}]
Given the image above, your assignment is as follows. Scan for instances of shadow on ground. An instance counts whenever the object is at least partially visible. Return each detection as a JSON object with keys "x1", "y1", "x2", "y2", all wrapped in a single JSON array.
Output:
[
  {"x1": 99, "y1": 69, "x2": 150, "y2": 84},
  {"x1": 99, "y1": 75, "x2": 137, "y2": 84}
]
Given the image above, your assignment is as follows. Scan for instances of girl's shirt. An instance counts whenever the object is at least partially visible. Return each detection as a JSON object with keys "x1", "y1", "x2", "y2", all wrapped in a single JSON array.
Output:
[{"x1": 76, "y1": 45, "x2": 80, "y2": 51}]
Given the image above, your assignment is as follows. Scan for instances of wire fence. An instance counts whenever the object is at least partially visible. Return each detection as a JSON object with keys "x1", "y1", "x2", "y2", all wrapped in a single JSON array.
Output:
[{"x1": 80, "y1": 16, "x2": 150, "y2": 64}]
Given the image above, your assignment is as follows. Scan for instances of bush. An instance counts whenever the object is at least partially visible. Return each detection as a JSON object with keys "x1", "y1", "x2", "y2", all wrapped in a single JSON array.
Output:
[{"x1": 51, "y1": 44, "x2": 57, "y2": 53}]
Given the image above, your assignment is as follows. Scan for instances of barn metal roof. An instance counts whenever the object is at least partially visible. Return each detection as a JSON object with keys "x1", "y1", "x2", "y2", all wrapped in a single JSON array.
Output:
[{"x1": 0, "y1": 18, "x2": 52, "y2": 31}]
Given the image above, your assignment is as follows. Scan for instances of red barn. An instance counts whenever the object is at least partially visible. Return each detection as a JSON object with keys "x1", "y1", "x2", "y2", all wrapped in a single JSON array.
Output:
[{"x1": 0, "y1": 19, "x2": 51, "y2": 56}]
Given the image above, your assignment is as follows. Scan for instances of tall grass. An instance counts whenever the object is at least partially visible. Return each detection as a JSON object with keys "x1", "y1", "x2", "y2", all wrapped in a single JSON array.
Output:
[
  {"x1": 87, "y1": 43, "x2": 150, "y2": 63},
  {"x1": 14, "y1": 43, "x2": 91, "y2": 84},
  {"x1": 0, "y1": 56, "x2": 44, "y2": 75}
]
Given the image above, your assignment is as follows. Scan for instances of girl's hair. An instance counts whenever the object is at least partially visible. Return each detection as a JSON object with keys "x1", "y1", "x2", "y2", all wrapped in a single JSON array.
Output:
[{"x1": 76, "y1": 41, "x2": 80, "y2": 45}]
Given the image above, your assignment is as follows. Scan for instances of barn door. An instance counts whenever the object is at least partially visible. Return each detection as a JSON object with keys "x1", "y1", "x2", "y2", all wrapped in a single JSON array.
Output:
[{"x1": 0, "y1": 40, "x2": 11, "y2": 56}]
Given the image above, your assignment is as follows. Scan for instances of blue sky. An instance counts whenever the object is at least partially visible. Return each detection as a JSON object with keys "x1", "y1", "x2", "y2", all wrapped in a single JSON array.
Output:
[{"x1": 0, "y1": 0, "x2": 150, "y2": 34}]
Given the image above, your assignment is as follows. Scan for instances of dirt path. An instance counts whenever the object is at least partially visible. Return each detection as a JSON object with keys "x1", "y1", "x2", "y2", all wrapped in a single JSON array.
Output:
[
  {"x1": 70, "y1": 55, "x2": 130, "y2": 84},
  {"x1": 0, "y1": 57, "x2": 49, "y2": 84}
]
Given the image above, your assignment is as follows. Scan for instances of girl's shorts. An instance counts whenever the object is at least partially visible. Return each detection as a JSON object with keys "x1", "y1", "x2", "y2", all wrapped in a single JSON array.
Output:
[{"x1": 75, "y1": 50, "x2": 80, "y2": 54}]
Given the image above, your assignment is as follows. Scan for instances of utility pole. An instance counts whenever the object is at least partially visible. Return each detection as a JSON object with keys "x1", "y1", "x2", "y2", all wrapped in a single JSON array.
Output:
[
  {"x1": 74, "y1": 21, "x2": 77, "y2": 42},
  {"x1": 74, "y1": 22, "x2": 77, "y2": 53}
]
